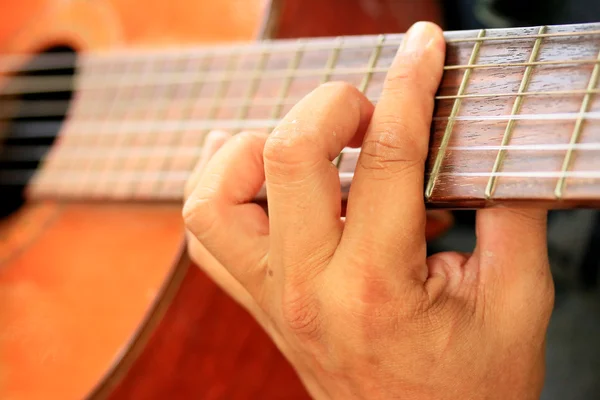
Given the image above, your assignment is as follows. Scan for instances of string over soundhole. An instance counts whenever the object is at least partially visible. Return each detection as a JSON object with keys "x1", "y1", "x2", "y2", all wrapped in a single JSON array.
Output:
[{"x1": 0, "y1": 47, "x2": 77, "y2": 218}]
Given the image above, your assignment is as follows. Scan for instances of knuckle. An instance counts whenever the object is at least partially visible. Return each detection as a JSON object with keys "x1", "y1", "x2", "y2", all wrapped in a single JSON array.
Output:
[
  {"x1": 281, "y1": 283, "x2": 322, "y2": 340},
  {"x1": 263, "y1": 130, "x2": 319, "y2": 179},
  {"x1": 281, "y1": 241, "x2": 336, "y2": 282},
  {"x1": 385, "y1": 51, "x2": 441, "y2": 98},
  {"x1": 236, "y1": 130, "x2": 268, "y2": 145},
  {"x1": 359, "y1": 128, "x2": 425, "y2": 176},
  {"x1": 332, "y1": 276, "x2": 404, "y2": 338},
  {"x1": 182, "y1": 196, "x2": 219, "y2": 240},
  {"x1": 385, "y1": 52, "x2": 421, "y2": 86},
  {"x1": 320, "y1": 80, "x2": 361, "y2": 100},
  {"x1": 183, "y1": 180, "x2": 194, "y2": 200}
]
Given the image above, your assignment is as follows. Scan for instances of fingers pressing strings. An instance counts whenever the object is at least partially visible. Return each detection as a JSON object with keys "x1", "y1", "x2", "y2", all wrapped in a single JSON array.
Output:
[
  {"x1": 184, "y1": 130, "x2": 232, "y2": 201},
  {"x1": 263, "y1": 82, "x2": 374, "y2": 285},
  {"x1": 183, "y1": 131, "x2": 271, "y2": 297},
  {"x1": 475, "y1": 208, "x2": 549, "y2": 289},
  {"x1": 341, "y1": 22, "x2": 447, "y2": 283}
]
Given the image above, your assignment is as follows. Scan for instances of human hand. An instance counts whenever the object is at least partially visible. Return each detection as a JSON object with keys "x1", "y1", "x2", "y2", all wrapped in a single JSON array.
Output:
[{"x1": 183, "y1": 21, "x2": 554, "y2": 400}]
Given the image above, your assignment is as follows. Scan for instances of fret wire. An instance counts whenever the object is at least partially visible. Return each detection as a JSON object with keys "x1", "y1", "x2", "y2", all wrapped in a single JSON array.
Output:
[
  {"x1": 161, "y1": 50, "x2": 241, "y2": 192},
  {"x1": 92, "y1": 58, "x2": 170, "y2": 189},
  {"x1": 166, "y1": 50, "x2": 240, "y2": 193},
  {"x1": 154, "y1": 53, "x2": 213, "y2": 195},
  {"x1": 320, "y1": 37, "x2": 343, "y2": 167},
  {"x1": 5, "y1": 59, "x2": 600, "y2": 96},
  {"x1": 335, "y1": 35, "x2": 384, "y2": 169},
  {"x1": 207, "y1": 53, "x2": 239, "y2": 120},
  {"x1": 320, "y1": 37, "x2": 343, "y2": 84},
  {"x1": 123, "y1": 58, "x2": 193, "y2": 197},
  {"x1": 358, "y1": 35, "x2": 385, "y2": 93},
  {"x1": 236, "y1": 50, "x2": 270, "y2": 121},
  {"x1": 270, "y1": 41, "x2": 306, "y2": 119},
  {"x1": 554, "y1": 47, "x2": 600, "y2": 199},
  {"x1": 92, "y1": 60, "x2": 169, "y2": 195},
  {"x1": 484, "y1": 26, "x2": 547, "y2": 199},
  {"x1": 71, "y1": 60, "x2": 136, "y2": 195},
  {"x1": 425, "y1": 29, "x2": 486, "y2": 199}
]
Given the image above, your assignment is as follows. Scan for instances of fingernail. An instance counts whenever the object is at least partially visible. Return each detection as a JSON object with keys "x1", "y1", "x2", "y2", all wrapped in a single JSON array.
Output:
[{"x1": 400, "y1": 21, "x2": 442, "y2": 53}]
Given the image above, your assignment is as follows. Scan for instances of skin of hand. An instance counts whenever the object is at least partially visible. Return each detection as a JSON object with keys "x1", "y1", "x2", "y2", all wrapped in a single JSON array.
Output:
[{"x1": 183, "y1": 21, "x2": 554, "y2": 400}]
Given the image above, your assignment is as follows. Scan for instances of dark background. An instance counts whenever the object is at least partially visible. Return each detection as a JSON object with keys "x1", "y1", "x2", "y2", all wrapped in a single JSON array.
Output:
[{"x1": 435, "y1": 1, "x2": 600, "y2": 398}]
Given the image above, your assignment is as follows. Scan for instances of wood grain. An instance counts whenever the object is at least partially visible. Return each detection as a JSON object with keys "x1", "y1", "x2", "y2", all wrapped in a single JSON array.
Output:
[{"x1": 15, "y1": 22, "x2": 600, "y2": 208}]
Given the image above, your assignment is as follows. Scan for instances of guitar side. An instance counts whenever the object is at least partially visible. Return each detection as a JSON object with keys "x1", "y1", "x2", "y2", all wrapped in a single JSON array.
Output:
[{"x1": 0, "y1": 1, "x2": 442, "y2": 398}]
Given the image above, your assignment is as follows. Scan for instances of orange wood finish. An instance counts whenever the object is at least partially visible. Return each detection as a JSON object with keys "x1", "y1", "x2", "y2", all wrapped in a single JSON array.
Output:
[
  {"x1": 0, "y1": 0, "x2": 442, "y2": 398},
  {"x1": 0, "y1": 202, "x2": 185, "y2": 399},
  {"x1": 0, "y1": 0, "x2": 271, "y2": 54}
]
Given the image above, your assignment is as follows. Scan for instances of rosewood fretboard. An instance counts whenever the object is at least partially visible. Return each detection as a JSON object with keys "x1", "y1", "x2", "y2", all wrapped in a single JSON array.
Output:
[{"x1": 2, "y1": 22, "x2": 600, "y2": 208}]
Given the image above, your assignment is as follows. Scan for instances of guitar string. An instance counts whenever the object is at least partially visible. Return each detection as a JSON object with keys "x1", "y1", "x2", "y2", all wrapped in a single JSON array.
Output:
[
  {"x1": 14, "y1": 112, "x2": 600, "y2": 135},
  {"x1": 3, "y1": 28, "x2": 586, "y2": 191},
  {"x1": 6, "y1": 142, "x2": 600, "y2": 164},
  {"x1": 3, "y1": 30, "x2": 596, "y2": 197},
  {"x1": 3, "y1": 58, "x2": 600, "y2": 96},
  {"x1": 3, "y1": 111, "x2": 600, "y2": 142},
  {"x1": 6, "y1": 169, "x2": 600, "y2": 188},
  {"x1": 1, "y1": 27, "x2": 599, "y2": 72},
  {"x1": 3, "y1": 88, "x2": 600, "y2": 120}
]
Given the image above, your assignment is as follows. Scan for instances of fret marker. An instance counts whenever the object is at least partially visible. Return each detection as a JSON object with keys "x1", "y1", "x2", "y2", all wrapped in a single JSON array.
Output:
[
  {"x1": 554, "y1": 46, "x2": 600, "y2": 199},
  {"x1": 425, "y1": 29, "x2": 486, "y2": 200},
  {"x1": 484, "y1": 26, "x2": 547, "y2": 200}
]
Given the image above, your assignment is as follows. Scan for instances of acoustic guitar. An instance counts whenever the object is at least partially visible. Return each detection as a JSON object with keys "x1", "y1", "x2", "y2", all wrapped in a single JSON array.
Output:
[{"x1": 1, "y1": 0, "x2": 599, "y2": 399}]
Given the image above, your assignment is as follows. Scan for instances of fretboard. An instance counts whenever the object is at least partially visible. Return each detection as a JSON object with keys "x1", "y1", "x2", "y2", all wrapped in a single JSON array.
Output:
[{"x1": 6, "y1": 22, "x2": 600, "y2": 208}]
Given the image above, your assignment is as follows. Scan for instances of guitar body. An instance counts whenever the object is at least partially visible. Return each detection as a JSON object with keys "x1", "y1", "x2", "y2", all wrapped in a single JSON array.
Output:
[{"x1": 0, "y1": 1, "x2": 442, "y2": 399}]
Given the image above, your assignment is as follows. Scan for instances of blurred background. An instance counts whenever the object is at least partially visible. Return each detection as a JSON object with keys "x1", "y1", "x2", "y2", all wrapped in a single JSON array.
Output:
[{"x1": 1, "y1": 0, "x2": 599, "y2": 398}]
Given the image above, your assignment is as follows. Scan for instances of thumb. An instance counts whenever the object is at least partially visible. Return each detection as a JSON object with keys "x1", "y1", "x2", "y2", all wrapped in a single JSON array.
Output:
[{"x1": 475, "y1": 208, "x2": 552, "y2": 293}]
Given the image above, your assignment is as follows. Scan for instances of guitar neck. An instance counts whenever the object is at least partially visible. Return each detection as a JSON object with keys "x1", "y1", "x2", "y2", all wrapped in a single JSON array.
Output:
[{"x1": 11, "y1": 22, "x2": 600, "y2": 208}]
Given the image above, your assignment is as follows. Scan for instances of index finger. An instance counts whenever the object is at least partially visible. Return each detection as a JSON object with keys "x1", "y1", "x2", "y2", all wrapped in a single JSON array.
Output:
[{"x1": 342, "y1": 22, "x2": 446, "y2": 280}]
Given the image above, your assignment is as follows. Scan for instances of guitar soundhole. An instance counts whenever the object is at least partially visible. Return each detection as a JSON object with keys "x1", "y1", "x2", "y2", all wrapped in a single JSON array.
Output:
[{"x1": 0, "y1": 46, "x2": 76, "y2": 218}]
